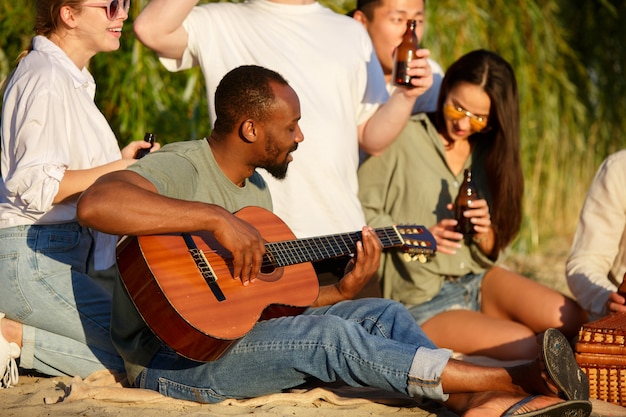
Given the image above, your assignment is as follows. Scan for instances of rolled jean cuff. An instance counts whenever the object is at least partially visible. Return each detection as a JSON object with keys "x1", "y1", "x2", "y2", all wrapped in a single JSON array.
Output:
[
  {"x1": 407, "y1": 346, "x2": 452, "y2": 402},
  {"x1": 20, "y1": 324, "x2": 36, "y2": 370}
]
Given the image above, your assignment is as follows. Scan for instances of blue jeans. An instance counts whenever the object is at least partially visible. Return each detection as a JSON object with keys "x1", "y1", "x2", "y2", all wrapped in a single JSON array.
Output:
[
  {"x1": 408, "y1": 272, "x2": 485, "y2": 325},
  {"x1": 0, "y1": 223, "x2": 125, "y2": 377},
  {"x1": 135, "y1": 298, "x2": 451, "y2": 403}
]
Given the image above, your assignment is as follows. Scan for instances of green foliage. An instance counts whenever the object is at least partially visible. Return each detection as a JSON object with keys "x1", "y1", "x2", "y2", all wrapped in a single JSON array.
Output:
[
  {"x1": 0, "y1": 0, "x2": 211, "y2": 145},
  {"x1": 0, "y1": 1, "x2": 35, "y2": 83},
  {"x1": 1, "y1": 0, "x2": 624, "y2": 253},
  {"x1": 90, "y1": 0, "x2": 211, "y2": 144}
]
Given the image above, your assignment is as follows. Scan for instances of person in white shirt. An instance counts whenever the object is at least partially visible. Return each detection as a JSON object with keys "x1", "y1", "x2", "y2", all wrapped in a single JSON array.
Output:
[
  {"x1": 132, "y1": 0, "x2": 433, "y2": 243},
  {"x1": 567, "y1": 150, "x2": 626, "y2": 321},
  {"x1": 0, "y1": 0, "x2": 158, "y2": 388}
]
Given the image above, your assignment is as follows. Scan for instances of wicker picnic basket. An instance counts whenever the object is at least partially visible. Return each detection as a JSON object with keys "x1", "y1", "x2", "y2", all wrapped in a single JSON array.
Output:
[{"x1": 575, "y1": 312, "x2": 626, "y2": 406}]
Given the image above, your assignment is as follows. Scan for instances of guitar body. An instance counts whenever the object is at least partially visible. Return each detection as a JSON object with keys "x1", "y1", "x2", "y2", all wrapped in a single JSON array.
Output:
[{"x1": 116, "y1": 206, "x2": 319, "y2": 362}]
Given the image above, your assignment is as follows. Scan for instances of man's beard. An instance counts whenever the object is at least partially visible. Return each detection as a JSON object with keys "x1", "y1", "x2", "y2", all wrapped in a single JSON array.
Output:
[
  {"x1": 260, "y1": 139, "x2": 297, "y2": 180},
  {"x1": 263, "y1": 159, "x2": 289, "y2": 180}
]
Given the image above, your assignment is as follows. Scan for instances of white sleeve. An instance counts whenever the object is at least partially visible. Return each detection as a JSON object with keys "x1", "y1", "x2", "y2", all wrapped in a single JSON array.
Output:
[
  {"x1": 2, "y1": 82, "x2": 66, "y2": 213},
  {"x1": 566, "y1": 151, "x2": 626, "y2": 319},
  {"x1": 357, "y1": 43, "x2": 389, "y2": 126},
  {"x1": 159, "y1": 7, "x2": 205, "y2": 72}
]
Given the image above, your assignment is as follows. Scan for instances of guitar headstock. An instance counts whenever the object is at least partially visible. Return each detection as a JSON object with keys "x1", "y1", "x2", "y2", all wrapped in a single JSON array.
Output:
[{"x1": 394, "y1": 225, "x2": 437, "y2": 263}]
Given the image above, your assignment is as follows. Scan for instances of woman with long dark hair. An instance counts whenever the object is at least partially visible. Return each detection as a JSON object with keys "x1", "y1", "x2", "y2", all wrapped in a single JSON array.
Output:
[{"x1": 358, "y1": 49, "x2": 588, "y2": 361}]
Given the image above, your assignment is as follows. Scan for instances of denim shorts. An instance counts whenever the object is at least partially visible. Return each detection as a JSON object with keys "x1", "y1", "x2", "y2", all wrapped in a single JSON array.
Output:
[{"x1": 407, "y1": 272, "x2": 486, "y2": 325}]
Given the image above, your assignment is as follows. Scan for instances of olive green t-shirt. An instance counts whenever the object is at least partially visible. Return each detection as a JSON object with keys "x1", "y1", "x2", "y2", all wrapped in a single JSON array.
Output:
[{"x1": 111, "y1": 139, "x2": 273, "y2": 382}]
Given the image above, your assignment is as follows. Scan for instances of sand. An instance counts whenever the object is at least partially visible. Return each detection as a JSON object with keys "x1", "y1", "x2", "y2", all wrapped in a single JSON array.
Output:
[
  {"x1": 2, "y1": 249, "x2": 626, "y2": 416},
  {"x1": 2, "y1": 369, "x2": 625, "y2": 417},
  {"x1": 1, "y1": 370, "x2": 455, "y2": 417}
]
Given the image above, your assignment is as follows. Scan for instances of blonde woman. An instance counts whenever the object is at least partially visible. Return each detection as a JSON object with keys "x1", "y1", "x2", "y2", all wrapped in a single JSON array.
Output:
[{"x1": 0, "y1": 0, "x2": 157, "y2": 387}]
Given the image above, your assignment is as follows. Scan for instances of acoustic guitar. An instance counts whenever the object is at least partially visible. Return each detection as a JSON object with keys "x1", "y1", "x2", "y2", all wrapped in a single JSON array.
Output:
[{"x1": 116, "y1": 206, "x2": 436, "y2": 362}]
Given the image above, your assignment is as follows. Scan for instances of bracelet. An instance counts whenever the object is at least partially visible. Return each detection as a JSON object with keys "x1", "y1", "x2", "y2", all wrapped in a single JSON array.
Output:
[
  {"x1": 472, "y1": 235, "x2": 487, "y2": 243},
  {"x1": 472, "y1": 225, "x2": 492, "y2": 244}
]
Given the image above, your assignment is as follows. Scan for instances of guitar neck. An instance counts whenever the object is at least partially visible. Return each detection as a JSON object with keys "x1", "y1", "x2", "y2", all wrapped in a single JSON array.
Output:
[{"x1": 265, "y1": 226, "x2": 403, "y2": 267}]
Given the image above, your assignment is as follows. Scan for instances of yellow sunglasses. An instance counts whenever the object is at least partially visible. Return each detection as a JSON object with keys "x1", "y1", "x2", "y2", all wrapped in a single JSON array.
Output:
[{"x1": 443, "y1": 104, "x2": 489, "y2": 132}]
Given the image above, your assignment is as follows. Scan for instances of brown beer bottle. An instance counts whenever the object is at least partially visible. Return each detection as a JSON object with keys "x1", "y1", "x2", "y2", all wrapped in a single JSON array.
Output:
[
  {"x1": 392, "y1": 19, "x2": 419, "y2": 87},
  {"x1": 454, "y1": 169, "x2": 480, "y2": 235},
  {"x1": 135, "y1": 132, "x2": 155, "y2": 159}
]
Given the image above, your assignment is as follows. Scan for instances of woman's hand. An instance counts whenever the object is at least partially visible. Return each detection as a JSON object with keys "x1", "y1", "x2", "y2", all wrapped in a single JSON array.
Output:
[
  {"x1": 459, "y1": 199, "x2": 496, "y2": 256},
  {"x1": 461, "y1": 198, "x2": 491, "y2": 234},
  {"x1": 429, "y1": 218, "x2": 462, "y2": 255},
  {"x1": 431, "y1": 200, "x2": 494, "y2": 255},
  {"x1": 120, "y1": 140, "x2": 162, "y2": 160}
]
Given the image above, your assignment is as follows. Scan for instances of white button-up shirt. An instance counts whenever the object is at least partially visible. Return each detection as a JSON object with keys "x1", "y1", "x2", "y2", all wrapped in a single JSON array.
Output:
[{"x1": 1, "y1": 36, "x2": 122, "y2": 268}]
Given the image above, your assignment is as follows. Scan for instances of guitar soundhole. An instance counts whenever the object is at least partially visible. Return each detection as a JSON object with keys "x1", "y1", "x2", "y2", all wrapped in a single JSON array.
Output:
[{"x1": 258, "y1": 265, "x2": 284, "y2": 282}]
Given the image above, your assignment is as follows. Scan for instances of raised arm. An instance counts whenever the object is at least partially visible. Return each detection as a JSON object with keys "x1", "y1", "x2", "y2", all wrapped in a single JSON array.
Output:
[
  {"x1": 133, "y1": 0, "x2": 198, "y2": 59},
  {"x1": 358, "y1": 49, "x2": 433, "y2": 156}
]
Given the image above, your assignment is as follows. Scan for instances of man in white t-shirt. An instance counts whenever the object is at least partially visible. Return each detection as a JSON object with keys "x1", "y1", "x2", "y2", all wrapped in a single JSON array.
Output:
[
  {"x1": 351, "y1": 0, "x2": 444, "y2": 114},
  {"x1": 133, "y1": 0, "x2": 433, "y2": 243}
]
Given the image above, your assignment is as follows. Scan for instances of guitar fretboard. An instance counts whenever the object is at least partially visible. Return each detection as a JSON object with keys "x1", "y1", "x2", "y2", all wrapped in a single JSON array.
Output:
[{"x1": 265, "y1": 226, "x2": 403, "y2": 268}]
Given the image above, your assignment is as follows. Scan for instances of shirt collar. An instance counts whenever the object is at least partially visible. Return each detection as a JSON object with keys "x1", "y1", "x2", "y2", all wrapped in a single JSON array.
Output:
[{"x1": 32, "y1": 35, "x2": 96, "y2": 90}]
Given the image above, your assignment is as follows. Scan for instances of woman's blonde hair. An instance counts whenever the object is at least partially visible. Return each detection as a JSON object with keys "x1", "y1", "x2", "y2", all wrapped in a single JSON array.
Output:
[
  {"x1": 35, "y1": 0, "x2": 85, "y2": 37},
  {"x1": 1, "y1": 0, "x2": 85, "y2": 93}
]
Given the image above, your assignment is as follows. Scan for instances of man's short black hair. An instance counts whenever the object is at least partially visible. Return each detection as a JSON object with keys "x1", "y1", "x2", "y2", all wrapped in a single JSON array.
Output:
[
  {"x1": 348, "y1": 0, "x2": 426, "y2": 19},
  {"x1": 213, "y1": 65, "x2": 289, "y2": 136},
  {"x1": 347, "y1": 0, "x2": 381, "y2": 18}
]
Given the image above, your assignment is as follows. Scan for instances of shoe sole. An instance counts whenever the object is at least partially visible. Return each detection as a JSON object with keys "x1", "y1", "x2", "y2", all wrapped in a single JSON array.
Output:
[{"x1": 543, "y1": 328, "x2": 590, "y2": 401}]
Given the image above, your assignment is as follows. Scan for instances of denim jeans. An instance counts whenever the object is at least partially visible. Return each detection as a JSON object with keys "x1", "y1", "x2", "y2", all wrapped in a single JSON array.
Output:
[
  {"x1": 408, "y1": 272, "x2": 486, "y2": 325},
  {"x1": 0, "y1": 223, "x2": 125, "y2": 377},
  {"x1": 135, "y1": 298, "x2": 451, "y2": 403}
]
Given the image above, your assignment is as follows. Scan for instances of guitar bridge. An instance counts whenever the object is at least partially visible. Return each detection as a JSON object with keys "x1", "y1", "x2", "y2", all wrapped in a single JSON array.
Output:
[{"x1": 182, "y1": 233, "x2": 226, "y2": 302}]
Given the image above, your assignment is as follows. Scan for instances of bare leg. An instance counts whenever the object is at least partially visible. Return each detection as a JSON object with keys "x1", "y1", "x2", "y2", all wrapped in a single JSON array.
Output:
[
  {"x1": 422, "y1": 310, "x2": 539, "y2": 360},
  {"x1": 440, "y1": 358, "x2": 552, "y2": 396},
  {"x1": 422, "y1": 266, "x2": 588, "y2": 361},
  {"x1": 480, "y1": 266, "x2": 588, "y2": 338},
  {"x1": 439, "y1": 357, "x2": 590, "y2": 416}
]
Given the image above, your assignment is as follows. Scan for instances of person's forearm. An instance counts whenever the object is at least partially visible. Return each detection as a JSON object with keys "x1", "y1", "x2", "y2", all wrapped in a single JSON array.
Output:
[
  {"x1": 134, "y1": 0, "x2": 198, "y2": 58},
  {"x1": 311, "y1": 284, "x2": 348, "y2": 307},
  {"x1": 76, "y1": 172, "x2": 226, "y2": 237},
  {"x1": 473, "y1": 226, "x2": 497, "y2": 259},
  {"x1": 566, "y1": 258, "x2": 616, "y2": 318},
  {"x1": 53, "y1": 159, "x2": 134, "y2": 203},
  {"x1": 359, "y1": 88, "x2": 415, "y2": 156}
]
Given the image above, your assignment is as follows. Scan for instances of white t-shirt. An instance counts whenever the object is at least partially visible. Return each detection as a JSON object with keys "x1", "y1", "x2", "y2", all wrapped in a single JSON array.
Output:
[
  {"x1": 161, "y1": 0, "x2": 389, "y2": 238},
  {"x1": 0, "y1": 36, "x2": 122, "y2": 268}
]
